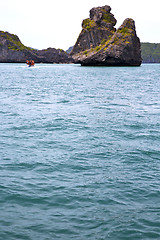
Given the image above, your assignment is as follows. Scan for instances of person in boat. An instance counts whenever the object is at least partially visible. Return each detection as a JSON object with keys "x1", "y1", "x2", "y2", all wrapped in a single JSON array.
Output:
[{"x1": 26, "y1": 60, "x2": 35, "y2": 67}]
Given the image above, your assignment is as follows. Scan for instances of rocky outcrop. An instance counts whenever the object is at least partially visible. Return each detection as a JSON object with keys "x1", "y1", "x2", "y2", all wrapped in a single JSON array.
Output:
[
  {"x1": 37, "y1": 48, "x2": 73, "y2": 63},
  {"x1": 0, "y1": 31, "x2": 74, "y2": 63},
  {"x1": 71, "y1": 5, "x2": 142, "y2": 66},
  {"x1": 141, "y1": 42, "x2": 160, "y2": 63},
  {"x1": 71, "y1": 5, "x2": 116, "y2": 56}
]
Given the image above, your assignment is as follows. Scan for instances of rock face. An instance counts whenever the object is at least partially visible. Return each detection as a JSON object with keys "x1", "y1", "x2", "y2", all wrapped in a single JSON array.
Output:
[
  {"x1": 141, "y1": 42, "x2": 160, "y2": 63},
  {"x1": 37, "y1": 48, "x2": 73, "y2": 63},
  {"x1": 71, "y1": 5, "x2": 142, "y2": 66},
  {"x1": 71, "y1": 5, "x2": 116, "y2": 56},
  {"x1": 0, "y1": 31, "x2": 74, "y2": 63}
]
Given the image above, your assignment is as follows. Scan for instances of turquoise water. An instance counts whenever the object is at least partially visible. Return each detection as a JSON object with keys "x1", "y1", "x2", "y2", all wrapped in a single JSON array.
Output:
[{"x1": 0, "y1": 63, "x2": 160, "y2": 239}]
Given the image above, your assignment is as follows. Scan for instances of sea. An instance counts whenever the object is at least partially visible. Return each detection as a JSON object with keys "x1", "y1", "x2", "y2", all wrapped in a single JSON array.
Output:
[{"x1": 0, "y1": 63, "x2": 160, "y2": 240}]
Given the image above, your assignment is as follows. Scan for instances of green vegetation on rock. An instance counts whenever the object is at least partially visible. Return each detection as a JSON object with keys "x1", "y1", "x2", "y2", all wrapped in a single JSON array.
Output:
[
  {"x1": 141, "y1": 42, "x2": 160, "y2": 63},
  {"x1": 0, "y1": 31, "x2": 33, "y2": 51},
  {"x1": 103, "y1": 14, "x2": 113, "y2": 23},
  {"x1": 95, "y1": 46, "x2": 101, "y2": 52},
  {"x1": 83, "y1": 50, "x2": 88, "y2": 56},
  {"x1": 82, "y1": 19, "x2": 96, "y2": 30},
  {"x1": 117, "y1": 27, "x2": 130, "y2": 35}
]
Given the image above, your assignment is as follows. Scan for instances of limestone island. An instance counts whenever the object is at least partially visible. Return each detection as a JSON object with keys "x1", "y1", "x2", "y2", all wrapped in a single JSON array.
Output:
[
  {"x1": 0, "y1": 31, "x2": 73, "y2": 64},
  {"x1": 0, "y1": 5, "x2": 142, "y2": 66},
  {"x1": 70, "y1": 5, "x2": 142, "y2": 66}
]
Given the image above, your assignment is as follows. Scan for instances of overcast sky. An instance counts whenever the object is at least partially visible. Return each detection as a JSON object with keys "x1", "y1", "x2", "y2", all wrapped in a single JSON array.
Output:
[{"x1": 0, "y1": 0, "x2": 160, "y2": 50}]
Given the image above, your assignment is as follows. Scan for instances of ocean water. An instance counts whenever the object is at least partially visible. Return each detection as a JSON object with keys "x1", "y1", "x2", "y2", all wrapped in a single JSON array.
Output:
[{"x1": 0, "y1": 63, "x2": 160, "y2": 240}]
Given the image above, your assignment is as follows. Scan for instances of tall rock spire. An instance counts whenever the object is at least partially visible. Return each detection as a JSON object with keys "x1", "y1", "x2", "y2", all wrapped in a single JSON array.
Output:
[{"x1": 71, "y1": 5, "x2": 142, "y2": 66}]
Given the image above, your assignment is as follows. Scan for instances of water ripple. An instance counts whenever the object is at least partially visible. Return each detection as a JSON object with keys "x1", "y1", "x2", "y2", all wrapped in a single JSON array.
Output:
[{"x1": 0, "y1": 64, "x2": 160, "y2": 239}]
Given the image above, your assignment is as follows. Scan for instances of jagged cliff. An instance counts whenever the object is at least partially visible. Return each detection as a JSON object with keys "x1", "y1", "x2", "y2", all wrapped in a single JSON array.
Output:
[
  {"x1": 71, "y1": 5, "x2": 142, "y2": 66},
  {"x1": 0, "y1": 31, "x2": 73, "y2": 63}
]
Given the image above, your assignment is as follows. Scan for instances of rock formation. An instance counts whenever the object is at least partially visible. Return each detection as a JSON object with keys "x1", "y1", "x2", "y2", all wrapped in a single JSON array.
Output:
[
  {"x1": 71, "y1": 5, "x2": 142, "y2": 66},
  {"x1": 141, "y1": 42, "x2": 160, "y2": 63},
  {"x1": 0, "y1": 31, "x2": 74, "y2": 63},
  {"x1": 37, "y1": 48, "x2": 73, "y2": 63}
]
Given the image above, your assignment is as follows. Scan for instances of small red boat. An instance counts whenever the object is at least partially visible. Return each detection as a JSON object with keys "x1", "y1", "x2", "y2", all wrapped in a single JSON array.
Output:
[{"x1": 26, "y1": 60, "x2": 35, "y2": 67}]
